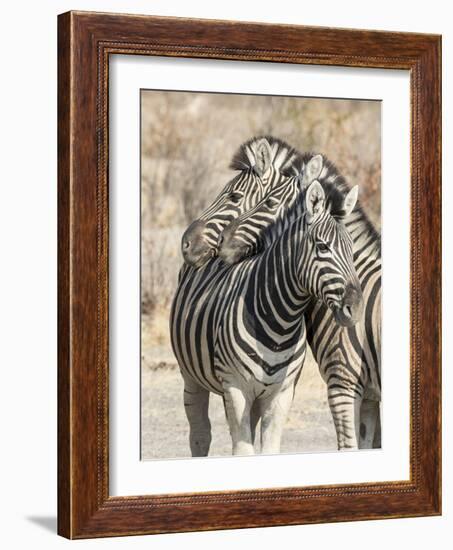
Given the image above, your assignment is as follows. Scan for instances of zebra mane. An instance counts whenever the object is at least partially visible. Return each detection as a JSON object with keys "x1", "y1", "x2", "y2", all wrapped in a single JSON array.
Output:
[
  {"x1": 229, "y1": 135, "x2": 299, "y2": 174},
  {"x1": 257, "y1": 151, "x2": 380, "y2": 253}
]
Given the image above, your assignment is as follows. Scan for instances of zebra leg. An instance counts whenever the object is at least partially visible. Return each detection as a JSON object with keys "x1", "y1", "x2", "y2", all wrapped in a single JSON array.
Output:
[
  {"x1": 259, "y1": 385, "x2": 294, "y2": 455},
  {"x1": 372, "y1": 408, "x2": 382, "y2": 448},
  {"x1": 327, "y1": 382, "x2": 362, "y2": 450},
  {"x1": 250, "y1": 400, "x2": 261, "y2": 449},
  {"x1": 359, "y1": 399, "x2": 381, "y2": 449},
  {"x1": 183, "y1": 377, "x2": 212, "y2": 457},
  {"x1": 222, "y1": 385, "x2": 254, "y2": 456}
]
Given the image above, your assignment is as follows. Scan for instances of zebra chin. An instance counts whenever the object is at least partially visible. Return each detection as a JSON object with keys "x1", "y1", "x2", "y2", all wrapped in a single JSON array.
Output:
[
  {"x1": 181, "y1": 220, "x2": 217, "y2": 268},
  {"x1": 218, "y1": 244, "x2": 249, "y2": 266},
  {"x1": 182, "y1": 247, "x2": 216, "y2": 268}
]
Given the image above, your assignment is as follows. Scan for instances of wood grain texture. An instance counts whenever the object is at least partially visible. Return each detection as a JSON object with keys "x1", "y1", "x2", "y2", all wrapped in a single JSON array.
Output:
[
  {"x1": 57, "y1": 11, "x2": 71, "y2": 537},
  {"x1": 57, "y1": 10, "x2": 442, "y2": 539}
]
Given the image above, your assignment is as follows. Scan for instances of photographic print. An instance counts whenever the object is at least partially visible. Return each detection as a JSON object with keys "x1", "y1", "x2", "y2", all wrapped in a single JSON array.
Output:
[
  {"x1": 141, "y1": 90, "x2": 381, "y2": 459},
  {"x1": 58, "y1": 12, "x2": 441, "y2": 537}
]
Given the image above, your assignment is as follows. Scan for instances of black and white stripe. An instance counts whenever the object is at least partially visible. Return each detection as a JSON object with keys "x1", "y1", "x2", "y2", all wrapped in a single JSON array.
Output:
[
  {"x1": 180, "y1": 136, "x2": 298, "y2": 269},
  {"x1": 219, "y1": 152, "x2": 381, "y2": 450},
  {"x1": 304, "y1": 155, "x2": 381, "y2": 450},
  {"x1": 171, "y1": 177, "x2": 362, "y2": 456},
  {"x1": 172, "y1": 136, "x2": 299, "y2": 456}
]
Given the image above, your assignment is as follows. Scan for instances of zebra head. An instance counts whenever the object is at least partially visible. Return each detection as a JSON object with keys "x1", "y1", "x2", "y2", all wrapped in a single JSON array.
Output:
[
  {"x1": 218, "y1": 154, "x2": 323, "y2": 265},
  {"x1": 180, "y1": 136, "x2": 298, "y2": 268},
  {"x1": 219, "y1": 177, "x2": 363, "y2": 327},
  {"x1": 301, "y1": 180, "x2": 363, "y2": 327}
]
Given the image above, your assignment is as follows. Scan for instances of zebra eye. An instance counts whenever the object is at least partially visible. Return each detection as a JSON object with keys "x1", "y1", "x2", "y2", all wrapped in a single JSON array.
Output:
[
  {"x1": 229, "y1": 192, "x2": 242, "y2": 204},
  {"x1": 316, "y1": 241, "x2": 330, "y2": 253}
]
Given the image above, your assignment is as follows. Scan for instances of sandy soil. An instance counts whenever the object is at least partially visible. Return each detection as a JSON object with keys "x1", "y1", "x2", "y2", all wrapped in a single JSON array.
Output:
[{"x1": 141, "y1": 347, "x2": 337, "y2": 459}]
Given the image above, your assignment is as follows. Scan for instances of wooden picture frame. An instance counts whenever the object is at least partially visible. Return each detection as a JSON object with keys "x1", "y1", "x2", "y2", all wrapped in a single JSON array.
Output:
[{"x1": 58, "y1": 10, "x2": 441, "y2": 539}]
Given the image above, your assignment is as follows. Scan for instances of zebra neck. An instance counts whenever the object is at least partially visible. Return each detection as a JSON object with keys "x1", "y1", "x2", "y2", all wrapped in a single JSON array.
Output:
[{"x1": 243, "y1": 227, "x2": 310, "y2": 346}]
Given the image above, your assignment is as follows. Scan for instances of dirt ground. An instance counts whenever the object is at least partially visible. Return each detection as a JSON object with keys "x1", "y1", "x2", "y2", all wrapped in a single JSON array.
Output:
[{"x1": 141, "y1": 346, "x2": 337, "y2": 460}]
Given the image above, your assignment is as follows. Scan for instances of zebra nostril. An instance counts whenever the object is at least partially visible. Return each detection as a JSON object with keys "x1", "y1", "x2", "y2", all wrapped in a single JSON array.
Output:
[
  {"x1": 343, "y1": 304, "x2": 352, "y2": 318},
  {"x1": 183, "y1": 240, "x2": 190, "y2": 250}
]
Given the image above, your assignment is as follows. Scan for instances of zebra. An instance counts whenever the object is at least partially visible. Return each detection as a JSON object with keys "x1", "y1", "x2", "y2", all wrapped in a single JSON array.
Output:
[
  {"x1": 180, "y1": 135, "x2": 299, "y2": 268},
  {"x1": 218, "y1": 152, "x2": 381, "y2": 450},
  {"x1": 171, "y1": 178, "x2": 363, "y2": 456},
  {"x1": 171, "y1": 136, "x2": 301, "y2": 457}
]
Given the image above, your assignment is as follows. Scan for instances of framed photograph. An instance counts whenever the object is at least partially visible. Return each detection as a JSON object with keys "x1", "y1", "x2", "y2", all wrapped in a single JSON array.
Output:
[{"x1": 58, "y1": 11, "x2": 441, "y2": 539}]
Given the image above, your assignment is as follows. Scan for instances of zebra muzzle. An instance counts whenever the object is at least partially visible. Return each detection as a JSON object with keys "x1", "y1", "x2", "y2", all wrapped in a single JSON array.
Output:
[
  {"x1": 181, "y1": 220, "x2": 215, "y2": 268},
  {"x1": 218, "y1": 235, "x2": 250, "y2": 265},
  {"x1": 333, "y1": 283, "x2": 363, "y2": 327}
]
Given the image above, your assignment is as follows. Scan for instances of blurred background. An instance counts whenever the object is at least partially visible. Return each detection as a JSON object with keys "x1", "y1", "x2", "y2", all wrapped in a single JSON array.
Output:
[{"x1": 141, "y1": 90, "x2": 381, "y2": 459}]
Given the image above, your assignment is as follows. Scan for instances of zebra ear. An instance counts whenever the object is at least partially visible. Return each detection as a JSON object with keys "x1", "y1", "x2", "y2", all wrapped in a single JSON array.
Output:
[
  {"x1": 305, "y1": 180, "x2": 325, "y2": 221},
  {"x1": 302, "y1": 154, "x2": 323, "y2": 186},
  {"x1": 343, "y1": 185, "x2": 359, "y2": 217},
  {"x1": 253, "y1": 138, "x2": 272, "y2": 177}
]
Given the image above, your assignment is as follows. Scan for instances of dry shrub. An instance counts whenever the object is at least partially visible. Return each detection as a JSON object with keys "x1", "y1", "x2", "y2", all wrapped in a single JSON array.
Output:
[{"x1": 141, "y1": 226, "x2": 182, "y2": 314}]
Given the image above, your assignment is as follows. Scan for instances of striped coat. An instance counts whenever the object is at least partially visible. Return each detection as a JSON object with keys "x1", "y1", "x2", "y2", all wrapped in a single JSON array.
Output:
[
  {"x1": 218, "y1": 152, "x2": 381, "y2": 450},
  {"x1": 171, "y1": 180, "x2": 362, "y2": 455}
]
